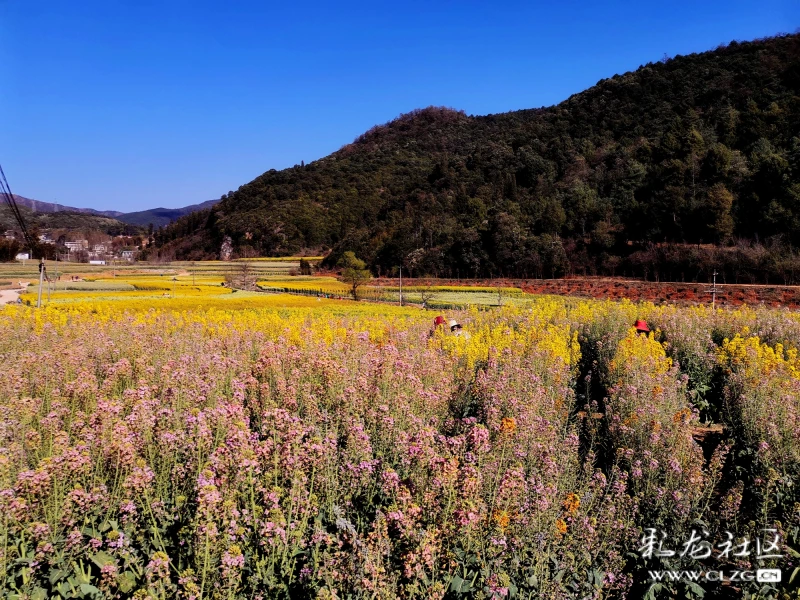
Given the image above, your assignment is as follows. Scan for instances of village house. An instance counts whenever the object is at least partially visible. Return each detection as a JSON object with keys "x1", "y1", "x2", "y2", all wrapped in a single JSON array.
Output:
[
  {"x1": 64, "y1": 240, "x2": 88, "y2": 253},
  {"x1": 89, "y1": 243, "x2": 111, "y2": 260}
]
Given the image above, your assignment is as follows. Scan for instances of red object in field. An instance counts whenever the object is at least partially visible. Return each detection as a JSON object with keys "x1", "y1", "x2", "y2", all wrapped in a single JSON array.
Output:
[
  {"x1": 634, "y1": 319, "x2": 650, "y2": 332},
  {"x1": 434, "y1": 316, "x2": 446, "y2": 326}
]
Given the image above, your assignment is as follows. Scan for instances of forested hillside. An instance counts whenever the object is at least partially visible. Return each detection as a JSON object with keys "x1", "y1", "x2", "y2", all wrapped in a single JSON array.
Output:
[
  {"x1": 0, "y1": 204, "x2": 137, "y2": 236},
  {"x1": 151, "y1": 34, "x2": 800, "y2": 282}
]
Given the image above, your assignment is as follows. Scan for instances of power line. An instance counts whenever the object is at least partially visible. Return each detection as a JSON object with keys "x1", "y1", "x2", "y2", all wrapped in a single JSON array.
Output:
[
  {"x1": 0, "y1": 163, "x2": 48, "y2": 307},
  {"x1": 0, "y1": 163, "x2": 37, "y2": 253}
]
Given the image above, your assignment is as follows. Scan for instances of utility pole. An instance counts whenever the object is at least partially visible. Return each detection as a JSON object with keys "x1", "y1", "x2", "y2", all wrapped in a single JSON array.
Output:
[
  {"x1": 0, "y1": 162, "x2": 43, "y2": 306},
  {"x1": 712, "y1": 270, "x2": 718, "y2": 310},
  {"x1": 37, "y1": 258, "x2": 45, "y2": 308},
  {"x1": 399, "y1": 265, "x2": 403, "y2": 307}
]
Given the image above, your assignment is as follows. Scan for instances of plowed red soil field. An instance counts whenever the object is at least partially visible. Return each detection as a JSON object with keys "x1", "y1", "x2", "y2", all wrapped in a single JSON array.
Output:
[
  {"x1": 517, "y1": 278, "x2": 800, "y2": 308},
  {"x1": 369, "y1": 277, "x2": 800, "y2": 308}
]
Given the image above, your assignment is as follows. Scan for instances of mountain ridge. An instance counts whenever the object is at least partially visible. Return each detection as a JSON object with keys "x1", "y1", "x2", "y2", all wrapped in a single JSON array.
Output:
[
  {"x1": 117, "y1": 200, "x2": 219, "y2": 227},
  {"x1": 0, "y1": 202, "x2": 135, "y2": 237},
  {"x1": 9, "y1": 195, "x2": 220, "y2": 228},
  {"x1": 12, "y1": 195, "x2": 124, "y2": 218}
]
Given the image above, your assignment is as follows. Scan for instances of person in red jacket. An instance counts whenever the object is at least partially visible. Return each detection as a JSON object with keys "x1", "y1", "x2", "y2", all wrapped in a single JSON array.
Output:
[
  {"x1": 429, "y1": 315, "x2": 447, "y2": 338},
  {"x1": 634, "y1": 319, "x2": 650, "y2": 336}
]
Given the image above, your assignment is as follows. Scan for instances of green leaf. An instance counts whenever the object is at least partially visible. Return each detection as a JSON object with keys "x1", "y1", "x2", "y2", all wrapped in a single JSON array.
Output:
[
  {"x1": 685, "y1": 581, "x2": 705, "y2": 597},
  {"x1": 789, "y1": 566, "x2": 800, "y2": 584},
  {"x1": 71, "y1": 562, "x2": 92, "y2": 584},
  {"x1": 80, "y1": 583, "x2": 100, "y2": 595},
  {"x1": 31, "y1": 588, "x2": 48, "y2": 600},
  {"x1": 90, "y1": 551, "x2": 115, "y2": 569},
  {"x1": 48, "y1": 568, "x2": 70, "y2": 585},
  {"x1": 118, "y1": 571, "x2": 137, "y2": 593},
  {"x1": 450, "y1": 574, "x2": 473, "y2": 593},
  {"x1": 644, "y1": 583, "x2": 663, "y2": 600}
]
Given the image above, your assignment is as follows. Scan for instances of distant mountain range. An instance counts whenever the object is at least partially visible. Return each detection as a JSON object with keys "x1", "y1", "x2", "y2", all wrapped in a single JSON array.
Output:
[
  {"x1": 114, "y1": 200, "x2": 220, "y2": 227},
  {"x1": 10, "y1": 195, "x2": 219, "y2": 228},
  {"x1": 11, "y1": 195, "x2": 124, "y2": 218}
]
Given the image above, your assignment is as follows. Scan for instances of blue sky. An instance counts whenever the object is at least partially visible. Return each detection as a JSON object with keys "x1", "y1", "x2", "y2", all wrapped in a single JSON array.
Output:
[{"x1": 1, "y1": 1, "x2": 798, "y2": 212}]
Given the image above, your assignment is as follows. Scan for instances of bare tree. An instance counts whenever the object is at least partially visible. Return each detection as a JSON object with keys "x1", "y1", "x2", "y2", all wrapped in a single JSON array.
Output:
[
  {"x1": 419, "y1": 282, "x2": 437, "y2": 309},
  {"x1": 224, "y1": 261, "x2": 256, "y2": 290},
  {"x1": 497, "y1": 287, "x2": 506, "y2": 307}
]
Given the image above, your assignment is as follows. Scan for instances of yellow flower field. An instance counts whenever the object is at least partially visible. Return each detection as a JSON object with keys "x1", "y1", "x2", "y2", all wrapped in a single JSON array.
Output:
[{"x1": 2, "y1": 287, "x2": 800, "y2": 598}]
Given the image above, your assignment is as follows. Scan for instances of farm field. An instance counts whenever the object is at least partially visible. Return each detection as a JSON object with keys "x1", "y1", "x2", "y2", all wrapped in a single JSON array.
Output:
[
  {"x1": 2, "y1": 284, "x2": 800, "y2": 598},
  {"x1": 0, "y1": 259, "x2": 319, "y2": 282},
  {"x1": 13, "y1": 263, "x2": 527, "y2": 309},
  {"x1": 256, "y1": 277, "x2": 527, "y2": 308},
  {"x1": 11, "y1": 259, "x2": 800, "y2": 309}
]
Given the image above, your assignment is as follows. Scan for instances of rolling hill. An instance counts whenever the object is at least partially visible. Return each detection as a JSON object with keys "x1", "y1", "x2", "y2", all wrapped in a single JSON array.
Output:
[
  {"x1": 117, "y1": 200, "x2": 219, "y2": 227},
  {"x1": 8, "y1": 195, "x2": 219, "y2": 228},
  {"x1": 0, "y1": 203, "x2": 136, "y2": 242},
  {"x1": 11, "y1": 195, "x2": 124, "y2": 218},
  {"x1": 119, "y1": 35, "x2": 800, "y2": 281}
]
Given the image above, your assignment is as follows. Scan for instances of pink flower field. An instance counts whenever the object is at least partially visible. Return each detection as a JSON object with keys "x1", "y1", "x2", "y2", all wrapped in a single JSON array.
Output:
[{"x1": 0, "y1": 299, "x2": 799, "y2": 599}]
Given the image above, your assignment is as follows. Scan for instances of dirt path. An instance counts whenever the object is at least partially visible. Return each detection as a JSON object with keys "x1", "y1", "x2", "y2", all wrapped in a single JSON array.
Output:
[{"x1": 0, "y1": 286, "x2": 26, "y2": 305}]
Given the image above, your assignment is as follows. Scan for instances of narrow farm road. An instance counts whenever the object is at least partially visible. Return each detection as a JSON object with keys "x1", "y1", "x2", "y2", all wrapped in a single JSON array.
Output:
[{"x1": 0, "y1": 285, "x2": 26, "y2": 305}]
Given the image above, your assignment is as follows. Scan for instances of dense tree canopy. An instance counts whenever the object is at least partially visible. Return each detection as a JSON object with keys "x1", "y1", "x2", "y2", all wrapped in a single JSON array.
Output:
[{"x1": 152, "y1": 34, "x2": 800, "y2": 282}]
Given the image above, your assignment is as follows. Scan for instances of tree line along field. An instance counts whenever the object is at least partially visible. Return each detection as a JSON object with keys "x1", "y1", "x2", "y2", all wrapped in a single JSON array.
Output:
[{"x1": 1, "y1": 291, "x2": 800, "y2": 598}]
